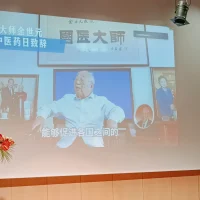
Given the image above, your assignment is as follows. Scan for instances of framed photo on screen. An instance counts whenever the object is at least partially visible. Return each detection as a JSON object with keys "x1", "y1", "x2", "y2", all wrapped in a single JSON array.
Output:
[
  {"x1": 151, "y1": 68, "x2": 177, "y2": 122},
  {"x1": 0, "y1": 74, "x2": 39, "y2": 122}
]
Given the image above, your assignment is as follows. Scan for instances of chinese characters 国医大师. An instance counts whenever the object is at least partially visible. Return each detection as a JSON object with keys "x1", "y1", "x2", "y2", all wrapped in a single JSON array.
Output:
[{"x1": 60, "y1": 30, "x2": 126, "y2": 45}]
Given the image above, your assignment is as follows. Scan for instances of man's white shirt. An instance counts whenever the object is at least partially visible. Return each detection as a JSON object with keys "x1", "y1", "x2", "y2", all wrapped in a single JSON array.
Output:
[{"x1": 37, "y1": 93, "x2": 125, "y2": 148}]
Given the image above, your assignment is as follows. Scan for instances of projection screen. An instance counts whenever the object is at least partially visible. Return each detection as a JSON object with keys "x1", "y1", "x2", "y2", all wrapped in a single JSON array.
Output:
[{"x1": 0, "y1": 11, "x2": 182, "y2": 178}]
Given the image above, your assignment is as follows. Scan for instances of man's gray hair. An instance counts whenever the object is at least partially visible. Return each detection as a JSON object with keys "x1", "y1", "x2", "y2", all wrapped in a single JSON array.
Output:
[{"x1": 77, "y1": 71, "x2": 95, "y2": 85}]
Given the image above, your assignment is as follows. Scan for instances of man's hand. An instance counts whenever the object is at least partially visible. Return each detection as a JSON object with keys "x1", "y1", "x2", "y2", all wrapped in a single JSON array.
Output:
[{"x1": 32, "y1": 116, "x2": 45, "y2": 132}]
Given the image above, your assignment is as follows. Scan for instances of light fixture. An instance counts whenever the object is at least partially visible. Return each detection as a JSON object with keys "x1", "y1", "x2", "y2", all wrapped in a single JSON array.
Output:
[{"x1": 171, "y1": 0, "x2": 191, "y2": 26}]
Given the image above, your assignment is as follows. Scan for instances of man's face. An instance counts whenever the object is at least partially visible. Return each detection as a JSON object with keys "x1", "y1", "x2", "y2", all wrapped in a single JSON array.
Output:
[
  {"x1": 74, "y1": 71, "x2": 93, "y2": 99},
  {"x1": 8, "y1": 80, "x2": 14, "y2": 88},
  {"x1": 159, "y1": 78, "x2": 167, "y2": 88},
  {"x1": 143, "y1": 107, "x2": 150, "y2": 120}
]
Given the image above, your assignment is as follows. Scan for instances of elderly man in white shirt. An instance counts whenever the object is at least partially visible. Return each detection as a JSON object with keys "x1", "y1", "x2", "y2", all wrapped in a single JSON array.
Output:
[{"x1": 32, "y1": 71, "x2": 125, "y2": 148}]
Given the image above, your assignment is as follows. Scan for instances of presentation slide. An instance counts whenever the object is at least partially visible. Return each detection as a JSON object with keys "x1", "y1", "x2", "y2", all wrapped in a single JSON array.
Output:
[{"x1": 0, "y1": 11, "x2": 179, "y2": 179}]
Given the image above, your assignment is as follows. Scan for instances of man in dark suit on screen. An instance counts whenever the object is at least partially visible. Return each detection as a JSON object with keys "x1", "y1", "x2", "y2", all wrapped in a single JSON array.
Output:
[{"x1": 1, "y1": 79, "x2": 15, "y2": 117}]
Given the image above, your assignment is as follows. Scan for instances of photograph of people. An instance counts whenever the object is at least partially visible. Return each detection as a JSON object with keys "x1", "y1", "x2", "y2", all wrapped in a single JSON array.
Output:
[
  {"x1": 32, "y1": 71, "x2": 125, "y2": 148},
  {"x1": 0, "y1": 76, "x2": 38, "y2": 120},
  {"x1": 136, "y1": 105, "x2": 153, "y2": 129},
  {"x1": 156, "y1": 76, "x2": 175, "y2": 120}
]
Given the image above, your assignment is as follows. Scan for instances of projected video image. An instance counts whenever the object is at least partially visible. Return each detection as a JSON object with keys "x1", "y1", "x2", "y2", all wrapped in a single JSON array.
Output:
[
  {"x1": 0, "y1": 75, "x2": 38, "y2": 121},
  {"x1": 0, "y1": 11, "x2": 180, "y2": 180},
  {"x1": 54, "y1": 69, "x2": 133, "y2": 120},
  {"x1": 34, "y1": 69, "x2": 133, "y2": 148},
  {"x1": 152, "y1": 69, "x2": 177, "y2": 121}
]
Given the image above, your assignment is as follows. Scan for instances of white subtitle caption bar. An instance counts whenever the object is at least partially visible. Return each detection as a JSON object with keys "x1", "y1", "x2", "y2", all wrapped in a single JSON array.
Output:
[{"x1": 41, "y1": 128, "x2": 121, "y2": 138}]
